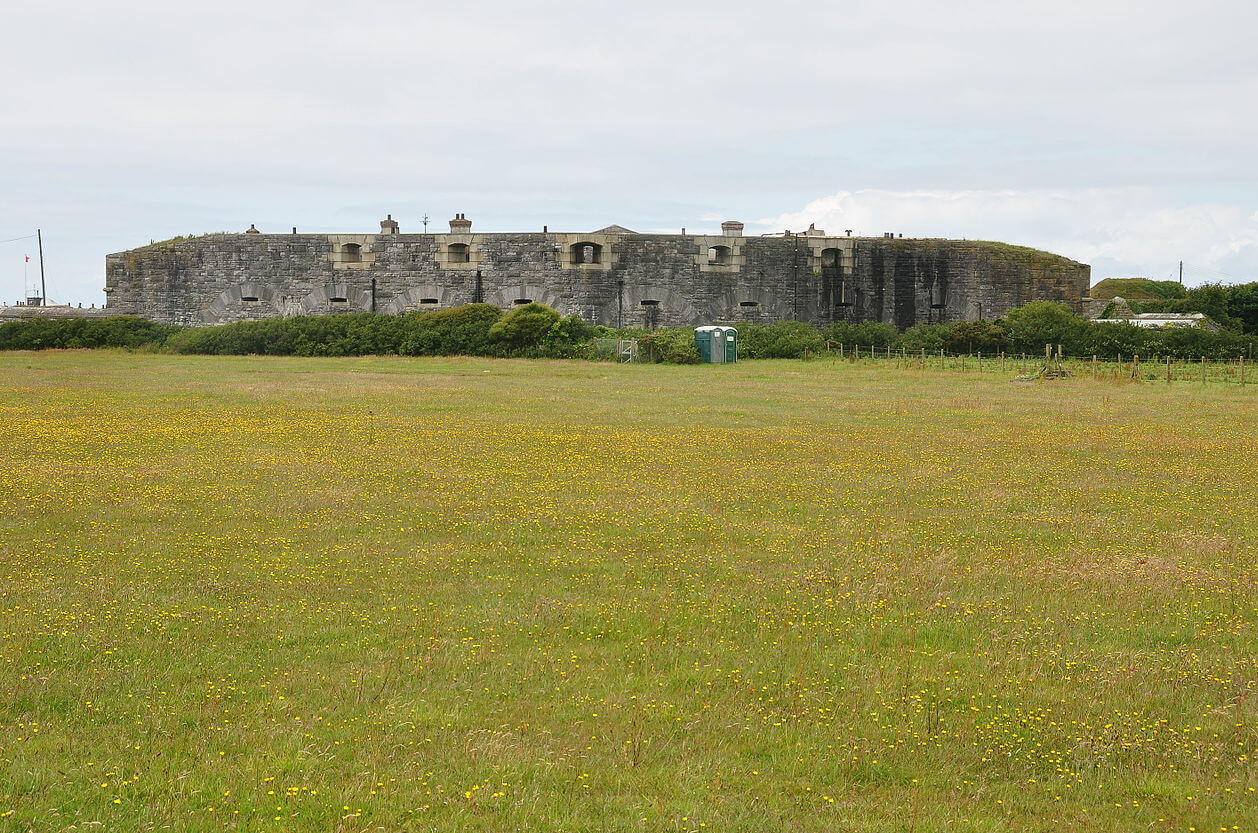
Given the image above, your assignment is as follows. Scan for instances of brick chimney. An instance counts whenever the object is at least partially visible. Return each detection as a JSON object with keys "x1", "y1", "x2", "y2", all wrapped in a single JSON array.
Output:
[
  {"x1": 721, "y1": 220, "x2": 744, "y2": 237},
  {"x1": 449, "y1": 213, "x2": 471, "y2": 234},
  {"x1": 379, "y1": 214, "x2": 399, "y2": 235}
]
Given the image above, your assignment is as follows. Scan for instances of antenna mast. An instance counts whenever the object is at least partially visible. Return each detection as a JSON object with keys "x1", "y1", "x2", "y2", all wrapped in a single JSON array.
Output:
[{"x1": 37, "y1": 229, "x2": 46, "y2": 306}]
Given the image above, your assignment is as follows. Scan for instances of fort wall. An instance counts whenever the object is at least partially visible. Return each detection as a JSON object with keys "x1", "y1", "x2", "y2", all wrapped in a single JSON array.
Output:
[{"x1": 104, "y1": 223, "x2": 1090, "y2": 329}]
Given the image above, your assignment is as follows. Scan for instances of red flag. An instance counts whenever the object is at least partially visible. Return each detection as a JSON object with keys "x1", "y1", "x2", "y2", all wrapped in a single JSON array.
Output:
[{"x1": 24, "y1": 256, "x2": 30, "y2": 262}]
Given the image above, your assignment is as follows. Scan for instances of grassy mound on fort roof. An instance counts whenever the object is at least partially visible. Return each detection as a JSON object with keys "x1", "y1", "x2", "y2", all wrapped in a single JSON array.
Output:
[
  {"x1": 973, "y1": 240, "x2": 1064, "y2": 259},
  {"x1": 1090, "y1": 278, "x2": 1188, "y2": 300},
  {"x1": 1, "y1": 351, "x2": 1255, "y2": 832}
]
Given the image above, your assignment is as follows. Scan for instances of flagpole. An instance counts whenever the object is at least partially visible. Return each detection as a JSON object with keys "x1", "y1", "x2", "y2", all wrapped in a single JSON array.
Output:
[{"x1": 37, "y1": 229, "x2": 46, "y2": 306}]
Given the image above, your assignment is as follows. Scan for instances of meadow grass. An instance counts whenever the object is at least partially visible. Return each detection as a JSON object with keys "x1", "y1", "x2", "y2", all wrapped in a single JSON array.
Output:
[{"x1": 0, "y1": 351, "x2": 1255, "y2": 832}]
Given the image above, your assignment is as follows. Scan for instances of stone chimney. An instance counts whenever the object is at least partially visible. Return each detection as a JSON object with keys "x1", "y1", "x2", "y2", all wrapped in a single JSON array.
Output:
[
  {"x1": 449, "y1": 213, "x2": 471, "y2": 234},
  {"x1": 379, "y1": 214, "x2": 399, "y2": 235},
  {"x1": 721, "y1": 220, "x2": 744, "y2": 237},
  {"x1": 245, "y1": 224, "x2": 261, "y2": 234}
]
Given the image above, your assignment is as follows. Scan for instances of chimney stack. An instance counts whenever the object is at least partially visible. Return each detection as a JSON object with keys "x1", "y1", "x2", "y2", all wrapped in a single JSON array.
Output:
[
  {"x1": 380, "y1": 214, "x2": 399, "y2": 235},
  {"x1": 721, "y1": 220, "x2": 744, "y2": 237},
  {"x1": 449, "y1": 213, "x2": 471, "y2": 234}
]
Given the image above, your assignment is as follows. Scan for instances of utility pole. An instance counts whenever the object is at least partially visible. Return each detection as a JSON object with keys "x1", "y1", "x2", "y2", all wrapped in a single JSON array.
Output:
[
  {"x1": 422, "y1": 215, "x2": 430, "y2": 233},
  {"x1": 1179, "y1": 261, "x2": 1183, "y2": 285},
  {"x1": 37, "y1": 229, "x2": 46, "y2": 306}
]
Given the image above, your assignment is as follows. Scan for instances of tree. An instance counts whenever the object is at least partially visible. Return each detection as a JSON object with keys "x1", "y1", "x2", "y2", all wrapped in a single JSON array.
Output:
[
  {"x1": 1003, "y1": 301, "x2": 1088, "y2": 353},
  {"x1": 1225, "y1": 282, "x2": 1258, "y2": 334},
  {"x1": 1181, "y1": 283, "x2": 1235, "y2": 329}
]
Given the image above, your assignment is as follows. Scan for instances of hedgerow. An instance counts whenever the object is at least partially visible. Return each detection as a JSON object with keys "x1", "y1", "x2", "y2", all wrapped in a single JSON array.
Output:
[
  {"x1": 0, "y1": 316, "x2": 178, "y2": 351},
  {"x1": 4, "y1": 298, "x2": 1256, "y2": 362}
]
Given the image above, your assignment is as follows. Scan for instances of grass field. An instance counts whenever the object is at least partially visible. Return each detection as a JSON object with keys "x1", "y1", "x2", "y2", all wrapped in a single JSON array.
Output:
[{"x1": 1, "y1": 351, "x2": 1256, "y2": 832}]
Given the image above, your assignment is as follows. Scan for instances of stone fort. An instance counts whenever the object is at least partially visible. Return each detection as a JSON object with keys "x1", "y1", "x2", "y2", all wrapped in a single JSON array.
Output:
[{"x1": 104, "y1": 215, "x2": 1090, "y2": 329}]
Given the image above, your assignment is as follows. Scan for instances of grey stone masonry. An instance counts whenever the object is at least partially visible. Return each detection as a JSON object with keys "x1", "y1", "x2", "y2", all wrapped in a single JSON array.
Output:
[{"x1": 104, "y1": 230, "x2": 1090, "y2": 329}]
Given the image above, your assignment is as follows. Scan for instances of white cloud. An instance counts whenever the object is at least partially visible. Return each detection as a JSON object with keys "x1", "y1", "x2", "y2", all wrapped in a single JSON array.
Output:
[{"x1": 754, "y1": 189, "x2": 1258, "y2": 285}]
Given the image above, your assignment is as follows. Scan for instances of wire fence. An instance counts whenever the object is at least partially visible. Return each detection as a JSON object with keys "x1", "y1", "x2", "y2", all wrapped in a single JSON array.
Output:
[{"x1": 808, "y1": 343, "x2": 1252, "y2": 386}]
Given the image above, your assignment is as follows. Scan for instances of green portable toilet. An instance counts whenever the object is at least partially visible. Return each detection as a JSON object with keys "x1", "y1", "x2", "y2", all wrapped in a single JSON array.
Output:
[
  {"x1": 694, "y1": 326, "x2": 737, "y2": 363},
  {"x1": 721, "y1": 326, "x2": 738, "y2": 363},
  {"x1": 694, "y1": 327, "x2": 714, "y2": 362}
]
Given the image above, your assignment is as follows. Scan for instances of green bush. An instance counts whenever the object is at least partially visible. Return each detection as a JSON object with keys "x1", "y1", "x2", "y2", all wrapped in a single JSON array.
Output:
[
  {"x1": 165, "y1": 318, "x2": 289, "y2": 355},
  {"x1": 819, "y1": 320, "x2": 900, "y2": 349},
  {"x1": 0, "y1": 316, "x2": 178, "y2": 351},
  {"x1": 1074, "y1": 321, "x2": 1254, "y2": 362},
  {"x1": 489, "y1": 303, "x2": 561, "y2": 348},
  {"x1": 165, "y1": 314, "x2": 410, "y2": 356},
  {"x1": 898, "y1": 323, "x2": 951, "y2": 353},
  {"x1": 538, "y1": 315, "x2": 599, "y2": 358},
  {"x1": 1004, "y1": 301, "x2": 1091, "y2": 354},
  {"x1": 546, "y1": 315, "x2": 597, "y2": 345},
  {"x1": 943, "y1": 320, "x2": 1012, "y2": 354},
  {"x1": 399, "y1": 304, "x2": 503, "y2": 356},
  {"x1": 160, "y1": 305, "x2": 599, "y2": 359},
  {"x1": 638, "y1": 329, "x2": 700, "y2": 363},
  {"x1": 739, "y1": 321, "x2": 826, "y2": 358}
]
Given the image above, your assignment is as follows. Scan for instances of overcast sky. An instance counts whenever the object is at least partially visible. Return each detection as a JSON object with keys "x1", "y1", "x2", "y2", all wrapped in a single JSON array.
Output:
[{"x1": 2, "y1": 0, "x2": 1256, "y2": 304}]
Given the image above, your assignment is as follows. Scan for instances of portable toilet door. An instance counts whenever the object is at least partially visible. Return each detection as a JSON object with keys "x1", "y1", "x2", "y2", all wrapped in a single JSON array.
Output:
[
  {"x1": 722, "y1": 327, "x2": 738, "y2": 363},
  {"x1": 707, "y1": 327, "x2": 726, "y2": 363},
  {"x1": 694, "y1": 327, "x2": 714, "y2": 363}
]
